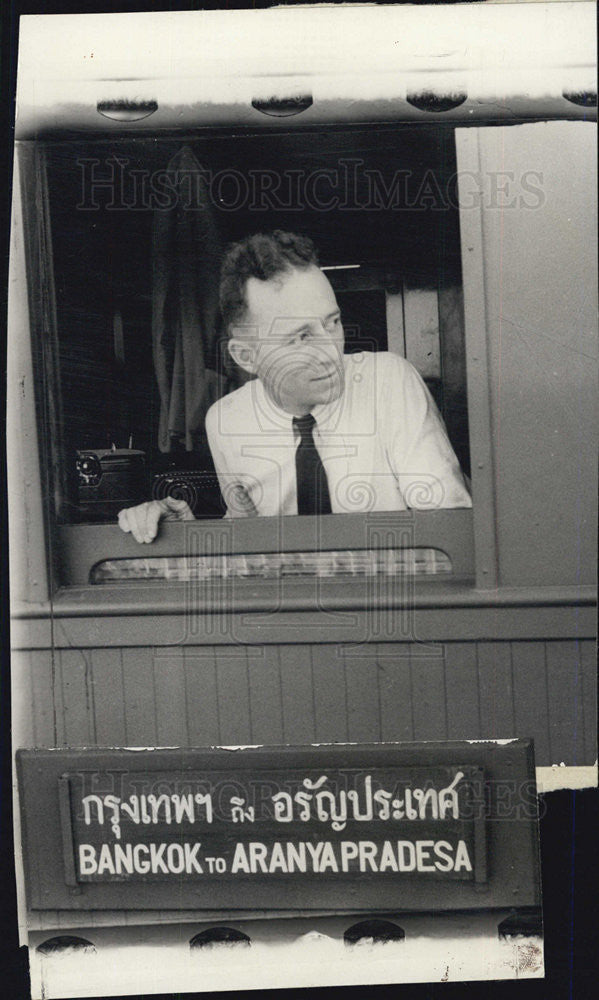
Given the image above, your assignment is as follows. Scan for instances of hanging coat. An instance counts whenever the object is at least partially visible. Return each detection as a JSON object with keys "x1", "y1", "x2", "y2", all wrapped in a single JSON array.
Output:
[{"x1": 152, "y1": 145, "x2": 228, "y2": 452}]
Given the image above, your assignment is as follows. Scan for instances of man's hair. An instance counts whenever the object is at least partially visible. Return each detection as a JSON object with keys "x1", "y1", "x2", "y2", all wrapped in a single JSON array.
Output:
[{"x1": 219, "y1": 230, "x2": 318, "y2": 335}]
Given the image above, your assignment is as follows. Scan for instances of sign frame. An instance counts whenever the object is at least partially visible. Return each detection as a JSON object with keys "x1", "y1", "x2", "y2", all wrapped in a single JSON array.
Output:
[{"x1": 17, "y1": 740, "x2": 541, "y2": 914}]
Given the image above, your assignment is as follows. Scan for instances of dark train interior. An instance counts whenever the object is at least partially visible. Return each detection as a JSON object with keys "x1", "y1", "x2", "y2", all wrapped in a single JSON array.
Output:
[{"x1": 42, "y1": 125, "x2": 470, "y2": 523}]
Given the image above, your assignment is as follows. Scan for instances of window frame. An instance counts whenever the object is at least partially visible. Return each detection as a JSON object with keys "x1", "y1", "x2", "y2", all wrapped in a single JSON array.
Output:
[
  {"x1": 15, "y1": 125, "x2": 480, "y2": 604},
  {"x1": 14, "y1": 99, "x2": 594, "y2": 608}
]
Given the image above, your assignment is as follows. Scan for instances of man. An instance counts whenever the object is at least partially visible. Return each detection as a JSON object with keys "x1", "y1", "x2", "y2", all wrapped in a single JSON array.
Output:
[{"x1": 119, "y1": 230, "x2": 470, "y2": 541}]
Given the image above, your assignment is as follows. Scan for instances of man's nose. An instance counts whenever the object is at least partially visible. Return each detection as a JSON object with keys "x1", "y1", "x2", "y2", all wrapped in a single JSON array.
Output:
[
  {"x1": 309, "y1": 331, "x2": 338, "y2": 360},
  {"x1": 313, "y1": 320, "x2": 341, "y2": 345}
]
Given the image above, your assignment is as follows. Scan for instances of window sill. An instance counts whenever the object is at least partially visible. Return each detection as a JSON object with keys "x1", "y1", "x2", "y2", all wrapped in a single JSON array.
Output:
[{"x1": 12, "y1": 578, "x2": 596, "y2": 620}]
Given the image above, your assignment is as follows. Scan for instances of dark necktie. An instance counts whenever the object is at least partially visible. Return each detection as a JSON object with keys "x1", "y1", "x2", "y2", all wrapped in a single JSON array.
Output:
[{"x1": 293, "y1": 414, "x2": 332, "y2": 515}]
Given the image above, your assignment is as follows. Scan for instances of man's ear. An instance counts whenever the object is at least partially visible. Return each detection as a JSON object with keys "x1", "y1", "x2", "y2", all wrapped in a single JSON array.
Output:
[{"x1": 228, "y1": 336, "x2": 257, "y2": 375}]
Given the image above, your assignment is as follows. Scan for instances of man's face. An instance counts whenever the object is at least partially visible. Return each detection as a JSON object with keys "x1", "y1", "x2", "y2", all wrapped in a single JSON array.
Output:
[{"x1": 229, "y1": 265, "x2": 345, "y2": 416}]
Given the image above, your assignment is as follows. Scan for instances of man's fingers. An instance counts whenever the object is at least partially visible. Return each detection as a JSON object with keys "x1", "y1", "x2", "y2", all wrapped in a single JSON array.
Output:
[
  {"x1": 117, "y1": 497, "x2": 194, "y2": 543},
  {"x1": 117, "y1": 508, "x2": 132, "y2": 534},
  {"x1": 144, "y1": 503, "x2": 163, "y2": 542},
  {"x1": 129, "y1": 504, "x2": 151, "y2": 544},
  {"x1": 117, "y1": 502, "x2": 160, "y2": 543},
  {"x1": 163, "y1": 496, "x2": 195, "y2": 521}
]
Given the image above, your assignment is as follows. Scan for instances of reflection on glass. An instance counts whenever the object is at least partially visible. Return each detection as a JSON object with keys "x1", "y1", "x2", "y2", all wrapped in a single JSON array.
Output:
[{"x1": 91, "y1": 548, "x2": 453, "y2": 584}]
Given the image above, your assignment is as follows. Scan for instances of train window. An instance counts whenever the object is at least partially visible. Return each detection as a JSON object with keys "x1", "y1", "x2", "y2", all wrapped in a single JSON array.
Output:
[
  {"x1": 20, "y1": 124, "x2": 474, "y2": 589},
  {"x1": 89, "y1": 548, "x2": 454, "y2": 585}
]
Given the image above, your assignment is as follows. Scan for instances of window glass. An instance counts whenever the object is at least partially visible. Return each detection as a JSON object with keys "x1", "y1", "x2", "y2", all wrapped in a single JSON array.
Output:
[{"x1": 91, "y1": 548, "x2": 453, "y2": 584}]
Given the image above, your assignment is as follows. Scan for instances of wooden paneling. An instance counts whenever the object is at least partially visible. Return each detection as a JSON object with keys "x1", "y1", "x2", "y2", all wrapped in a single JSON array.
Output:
[
  {"x1": 184, "y1": 649, "x2": 221, "y2": 747},
  {"x1": 278, "y1": 645, "x2": 316, "y2": 744},
  {"x1": 58, "y1": 649, "x2": 96, "y2": 746},
  {"x1": 377, "y1": 644, "x2": 414, "y2": 742},
  {"x1": 438, "y1": 285, "x2": 470, "y2": 475},
  {"x1": 580, "y1": 640, "x2": 598, "y2": 763},
  {"x1": 311, "y1": 645, "x2": 348, "y2": 743},
  {"x1": 11, "y1": 651, "x2": 35, "y2": 749},
  {"x1": 510, "y1": 642, "x2": 550, "y2": 764},
  {"x1": 15, "y1": 638, "x2": 597, "y2": 767},
  {"x1": 247, "y1": 646, "x2": 284, "y2": 745},
  {"x1": 29, "y1": 650, "x2": 57, "y2": 748},
  {"x1": 438, "y1": 286, "x2": 467, "y2": 401},
  {"x1": 444, "y1": 642, "x2": 480, "y2": 741},
  {"x1": 403, "y1": 284, "x2": 441, "y2": 379},
  {"x1": 410, "y1": 644, "x2": 448, "y2": 741},
  {"x1": 121, "y1": 648, "x2": 157, "y2": 746},
  {"x1": 467, "y1": 122, "x2": 598, "y2": 588},
  {"x1": 545, "y1": 640, "x2": 586, "y2": 766},
  {"x1": 476, "y1": 643, "x2": 516, "y2": 740},
  {"x1": 90, "y1": 649, "x2": 127, "y2": 747},
  {"x1": 153, "y1": 649, "x2": 189, "y2": 746},
  {"x1": 385, "y1": 291, "x2": 405, "y2": 358},
  {"x1": 14, "y1": 581, "x2": 595, "y2": 650},
  {"x1": 214, "y1": 651, "x2": 252, "y2": 745},
  {"x1": 344, "y1": 649, "x2": 382, "y2": 743}
]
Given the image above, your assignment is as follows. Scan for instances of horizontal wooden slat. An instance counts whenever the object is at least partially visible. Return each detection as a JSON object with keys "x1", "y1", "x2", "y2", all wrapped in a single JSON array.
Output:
[
  {"x1": 13, "y1": 579, "x2": 594, "y2": 629},
  {"x1": 12, "y1": 600, "x2": 595, "y2": 650}
]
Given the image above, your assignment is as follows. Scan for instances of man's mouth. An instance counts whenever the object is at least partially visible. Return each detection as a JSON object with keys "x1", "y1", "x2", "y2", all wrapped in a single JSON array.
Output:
[{"x1": 311, "y1": 367, "x2": 339, "y2": 382}]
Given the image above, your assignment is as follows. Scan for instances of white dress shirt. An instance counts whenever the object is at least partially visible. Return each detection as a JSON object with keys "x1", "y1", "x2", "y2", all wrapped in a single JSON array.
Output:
[{"x1": 205, "y1": 351, "x2": 472, "y2": 517}]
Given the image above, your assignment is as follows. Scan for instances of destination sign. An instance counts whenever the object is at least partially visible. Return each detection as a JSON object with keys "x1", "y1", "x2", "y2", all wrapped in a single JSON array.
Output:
[
  {"x1": 65, "y1": 765, "x2": 483, "y2": 884},
  {"x1": 17, "y1": 742, "x2": 540, "y2": 913}
]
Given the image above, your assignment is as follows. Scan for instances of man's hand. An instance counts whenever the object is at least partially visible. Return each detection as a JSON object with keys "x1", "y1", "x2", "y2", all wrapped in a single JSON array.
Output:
[{"x1": 117, "y1": 496, "x2": 195, "y2": 544}]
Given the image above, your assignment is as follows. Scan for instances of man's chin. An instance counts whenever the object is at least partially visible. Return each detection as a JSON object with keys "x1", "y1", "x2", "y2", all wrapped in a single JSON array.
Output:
[{"x1": 313, "y1": 374, "x2": 344, "y2": 405}]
